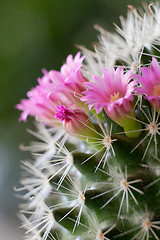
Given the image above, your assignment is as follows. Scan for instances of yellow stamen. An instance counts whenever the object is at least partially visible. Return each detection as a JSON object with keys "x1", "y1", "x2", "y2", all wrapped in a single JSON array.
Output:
[{"x1": 110, "y1": 92, "x2": 120, "y2": 103}]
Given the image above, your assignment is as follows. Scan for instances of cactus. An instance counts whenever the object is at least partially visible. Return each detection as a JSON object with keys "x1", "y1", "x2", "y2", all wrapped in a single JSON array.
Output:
[{"x1": 16, "y1": 2, "x2": 160, "y2": 240}]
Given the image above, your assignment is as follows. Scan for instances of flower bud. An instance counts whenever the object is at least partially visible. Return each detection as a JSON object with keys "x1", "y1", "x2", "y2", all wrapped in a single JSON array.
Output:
[{"x1": 55, "y1": 105, "x2": 96, "y2": 139}]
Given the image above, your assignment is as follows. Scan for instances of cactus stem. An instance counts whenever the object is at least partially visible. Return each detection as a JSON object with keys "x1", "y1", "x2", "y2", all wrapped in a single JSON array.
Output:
[
  {"x1": 68, "y1": 211, "x2": 115, "y2": 240},
  {"x1": 80, "y1": 118, "x2": 116, "y2": 170},
  {"x1": 115, "y1": 211, "x2": 160, "y2": 240},
  {"x1": 56, "y1": 175, "x2": 86, "y2": 233},
  {"x1": 92, "y1": 166, "x2": 143, "y2": 218},
  {"x1": 130, "y1": 107, "x2": 160, "y2": 161},
  {"x1": 47, "y1": 142, "x2": 76, "y2": 189}
]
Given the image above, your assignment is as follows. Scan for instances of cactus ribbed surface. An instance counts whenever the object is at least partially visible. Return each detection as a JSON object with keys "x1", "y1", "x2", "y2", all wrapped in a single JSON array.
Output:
[{"x1": 17, "y1": 3, "x2": 160, "y2": 240}]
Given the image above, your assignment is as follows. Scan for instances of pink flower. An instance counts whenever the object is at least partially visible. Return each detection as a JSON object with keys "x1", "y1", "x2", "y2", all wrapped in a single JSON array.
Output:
[
  {"x1": 49, "y1": 52, "x2": 87, "y2": 95},
  {"x1": 55, "y1": 105, "x2": 94, "y2": 137},
  {"x1": 16, "y1": 69, "x2": 61, "y2": 126},
  {"x1": 82, "y1": 67, "x2": 134, "y2": 117},
  {"x1": 16, "y1": 52, "x2": 88, "y2": 127},
  {"x1": 81, "y1": 67, "x2": 141, "y2": 137},
  {"x1": 134, "y1": 57, "x2": 160, "y2": 110},
  {"x1": 16, "y1": 69, "x2": 77, "y2": 125},
  {"x1": 61, "y1": 52, "x2": 85, "y2": 76}
]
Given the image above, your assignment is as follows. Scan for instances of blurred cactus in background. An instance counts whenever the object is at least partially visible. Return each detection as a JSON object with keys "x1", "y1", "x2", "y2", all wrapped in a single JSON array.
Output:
[{"x1": 16, "y1": 2, "x2": 160, "y2": 239}]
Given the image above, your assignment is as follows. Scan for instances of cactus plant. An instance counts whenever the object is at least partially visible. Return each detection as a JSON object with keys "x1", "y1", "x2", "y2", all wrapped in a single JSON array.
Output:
[{"x1": 16, "y1": 2, "x2": 160, "y2": 240}]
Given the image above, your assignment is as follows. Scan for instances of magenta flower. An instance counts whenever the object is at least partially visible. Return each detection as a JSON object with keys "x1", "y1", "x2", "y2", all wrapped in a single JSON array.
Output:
[
  {"x1": 16, "y1": 52, "x2": 88, "y2": 127},
  {"x1": 134, "y1": 57, "x2": 160, "y2": 111},
  {"x1": 82, "y1": 67, "x2": 141, "y2": 137}
]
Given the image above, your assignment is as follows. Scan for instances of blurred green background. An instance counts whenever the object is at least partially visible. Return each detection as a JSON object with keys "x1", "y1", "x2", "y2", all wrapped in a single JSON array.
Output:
[{"x1": 0, "y1": 0, "x2": 151, "y2": 239}]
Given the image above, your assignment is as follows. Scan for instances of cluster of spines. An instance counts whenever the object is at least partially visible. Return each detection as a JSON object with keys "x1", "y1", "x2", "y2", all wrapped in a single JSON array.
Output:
[{"x1": 17, "y1": 101, "x2": 160, "y2": 240}]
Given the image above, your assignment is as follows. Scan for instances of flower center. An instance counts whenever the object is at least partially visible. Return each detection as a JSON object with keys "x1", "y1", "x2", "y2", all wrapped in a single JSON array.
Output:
[
  {"x1": 143, "y1": 218, "x2": 151, "y2": 231},
  {"x1": 153, "y1": 85, "x2": 160, "y2": 97},
  {"x1": 96, "y1": 231, "x2": 104, "y2": 240},
  {"x1": 120, "y1": 178, "x2": 128, "y2": 190},
  {"x1": 103, "y1": 136, "x2": 111, "y2": 148},
  {"x1": 66, "y1": 153, "x2": 73, "y2": 165},
  {"x1": 110, "y1": 92, "x2": 120, "y2": 103},
  {"x1": 55, "y1": 105, "x2": 74, "y2": 121},
  {"x1": 78, "y1": 193, "x2": 85, "y2": 204},
  {"x1": 146, "y1": 122, "x2": 158, "y2": 135}
]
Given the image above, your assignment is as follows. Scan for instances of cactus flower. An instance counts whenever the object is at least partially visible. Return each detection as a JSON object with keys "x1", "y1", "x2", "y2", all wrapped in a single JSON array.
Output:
[
  {"x1": 134, "y1": 57, "x2": 160, "y2": 112},
  {"x1": 16, "y1": 52, "x2": 87, "y2": 126},
  {"x1": 82, "y1": 67, "x2": 141, "y2": 137},
  {"x1": 49, "y1": 51, "x2": 88, "y2": 95},
  {"x1": 16, "y1": 69, "x2": 60, "y2": 126},
  {"x1": 55, "y1": 105, "x2": 95, "y2": 139}
]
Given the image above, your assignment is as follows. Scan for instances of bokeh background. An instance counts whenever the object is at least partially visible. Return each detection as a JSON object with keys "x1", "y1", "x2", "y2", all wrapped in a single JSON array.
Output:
[{"x1": 0, "y1": 0, "x2": 151, "y2": 239}]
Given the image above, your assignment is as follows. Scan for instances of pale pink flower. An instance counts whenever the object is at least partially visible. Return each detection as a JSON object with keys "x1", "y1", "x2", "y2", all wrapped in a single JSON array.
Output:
[
  {"x1": 16, "y1": 70, "x2": 74, "y2": 126},
  {"x1": 16, "y1": 52, "x2": 87, "y2": 126},
  {"x1": 49, "y1": 51, "x2": 87, "y2": 94},
  {"x1": 61, "y1": 51, "x2": 85, "y2": 76},
  {"x1": 16, "y1": 69, "x2": 58, "y2": 124},
  {"x1": 134, "y1": 57, "x2": 160, "y2": 111}
]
